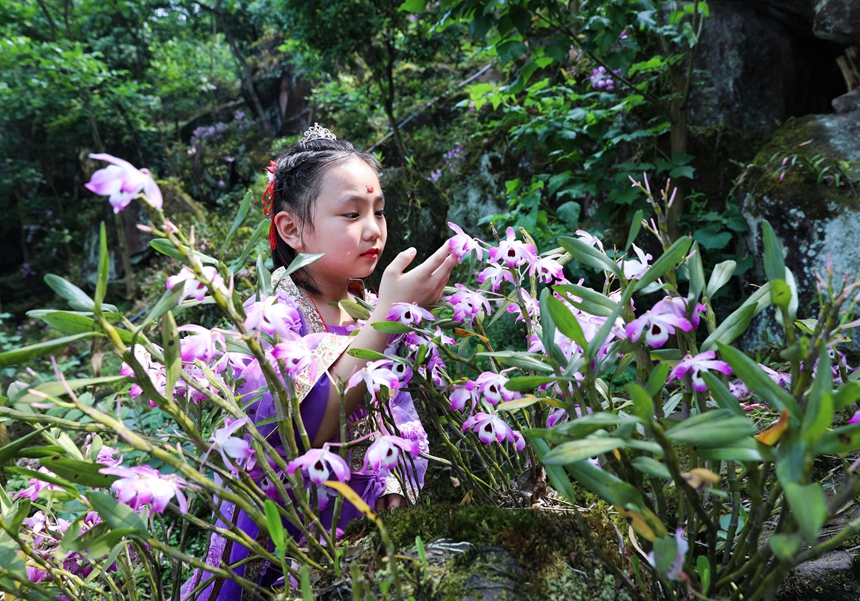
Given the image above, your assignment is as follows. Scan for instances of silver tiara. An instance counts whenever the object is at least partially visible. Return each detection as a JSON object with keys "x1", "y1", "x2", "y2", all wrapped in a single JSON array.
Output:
[{"x1": 301, "y1": 123, "x2": 337, "y2": 145}]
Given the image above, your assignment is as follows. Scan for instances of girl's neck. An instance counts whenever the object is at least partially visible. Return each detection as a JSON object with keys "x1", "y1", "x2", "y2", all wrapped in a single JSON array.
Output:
[{"x1": 295, "y1": 271, "x2": 356, "y2": 327}]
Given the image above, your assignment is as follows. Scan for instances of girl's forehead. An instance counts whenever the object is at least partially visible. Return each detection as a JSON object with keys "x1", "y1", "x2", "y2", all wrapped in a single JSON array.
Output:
[{"x1": 318, "y1": 157, "x2": 382, "y2": 200}]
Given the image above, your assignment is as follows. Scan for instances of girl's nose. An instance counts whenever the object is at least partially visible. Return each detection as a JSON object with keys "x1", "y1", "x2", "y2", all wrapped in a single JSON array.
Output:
[{"x1": 363, "y1": 216, "x2": 382, "y2": 240}]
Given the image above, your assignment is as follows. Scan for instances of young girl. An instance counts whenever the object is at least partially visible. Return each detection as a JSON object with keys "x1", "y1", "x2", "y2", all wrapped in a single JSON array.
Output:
[{"x1": 182, "y1": 125, "x2": 456, "y2": 600}]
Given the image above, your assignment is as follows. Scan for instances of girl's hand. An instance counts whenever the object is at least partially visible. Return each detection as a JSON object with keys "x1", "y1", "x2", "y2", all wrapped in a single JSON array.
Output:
[
  {"x1": 375, "y1": 493, "x2": 406, "y2": 512},
  {"x1": 376, "y1": 243, "x2": 456, "y2": 311}
]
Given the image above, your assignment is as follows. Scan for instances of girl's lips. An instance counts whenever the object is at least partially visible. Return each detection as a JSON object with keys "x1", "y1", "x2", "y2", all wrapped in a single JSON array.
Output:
[{"x1": 360, "y1": 249, "x2": 380, "y2": 259}]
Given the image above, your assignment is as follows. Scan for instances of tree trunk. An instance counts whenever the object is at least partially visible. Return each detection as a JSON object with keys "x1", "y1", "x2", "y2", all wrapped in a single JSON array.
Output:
[
  {"x1": 667, "y1": 66, "x2": 688, "y2": 240},
  {"x1": 215, "y1": 1, "x2": 271, "y2": 134}
]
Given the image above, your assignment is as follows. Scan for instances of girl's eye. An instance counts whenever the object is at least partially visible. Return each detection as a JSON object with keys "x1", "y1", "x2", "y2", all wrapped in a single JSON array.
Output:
[
  {"x1": 376, "y1": 210, "x2": 386, "y2": 217},
  {"x1": 344, "y1": 213, "x2": 359, "y2": 219}
]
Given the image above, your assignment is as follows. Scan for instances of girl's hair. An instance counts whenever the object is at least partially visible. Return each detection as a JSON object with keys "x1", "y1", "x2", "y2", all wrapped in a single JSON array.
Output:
[{"x1": 269, "y1": 137, "x2": 381, "y2": 292}]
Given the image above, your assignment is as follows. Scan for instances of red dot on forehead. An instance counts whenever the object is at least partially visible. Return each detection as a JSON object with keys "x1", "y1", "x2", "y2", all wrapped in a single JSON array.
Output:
[{"x1": 366, "y1": 185, "x2": 374, "y2": 194}]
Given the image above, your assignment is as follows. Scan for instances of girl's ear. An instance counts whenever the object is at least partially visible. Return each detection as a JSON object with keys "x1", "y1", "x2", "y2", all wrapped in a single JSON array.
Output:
[{"x1": 273, "y1": 211, "x2": 303, "y2": 251}]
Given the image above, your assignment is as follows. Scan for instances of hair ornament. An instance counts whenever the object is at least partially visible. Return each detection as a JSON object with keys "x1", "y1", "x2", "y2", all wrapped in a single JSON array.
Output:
[
  {"x1": 262, "y1": 159, "x2": 278, "y2": 250},
  {"x1": 301, "y1": 123, "x2": 337, "y2": 145}
]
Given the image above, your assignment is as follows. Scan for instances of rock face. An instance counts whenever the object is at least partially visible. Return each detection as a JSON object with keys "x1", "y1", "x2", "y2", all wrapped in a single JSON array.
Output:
[
  {"x1": 689, "y1": 1, "x2": 847, "y2": 131},
  {"x1": 814, "y1": 0, "x2": 860, "y2": 46},
  {"x1": 737, "y1": 111, "x2": 860, "y2": 345}
]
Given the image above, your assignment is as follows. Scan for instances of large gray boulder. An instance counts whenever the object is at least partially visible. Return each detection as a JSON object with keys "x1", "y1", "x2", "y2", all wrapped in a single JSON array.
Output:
[
  {"x1": 814, "y1": 0, "x2": 860, "y2": 46},
  {"x1": 738, "y1": 111, "x2": 860, "y2": 346},
  {"x1": 689, "y1": 2, "x2": 847, "y2": 132}
]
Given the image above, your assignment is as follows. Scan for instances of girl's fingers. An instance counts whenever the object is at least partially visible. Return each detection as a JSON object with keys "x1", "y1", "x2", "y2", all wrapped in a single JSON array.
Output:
[
  {"x1": 385, "y1": 247, "x2": 418, "y2": 276},
  {"x1": 416, "y1": 243, "x2": 454, "y2": 274}
]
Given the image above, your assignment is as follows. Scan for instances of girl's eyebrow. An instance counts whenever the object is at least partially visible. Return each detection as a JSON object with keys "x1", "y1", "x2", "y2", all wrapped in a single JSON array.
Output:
[{"x1": 338, "y1": 194, "x2": 385, "y2": 203}]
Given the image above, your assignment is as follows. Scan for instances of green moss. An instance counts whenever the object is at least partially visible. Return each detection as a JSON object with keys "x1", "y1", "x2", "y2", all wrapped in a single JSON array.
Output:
[
  {"x1": 743, "y1": 116, "x2": 860, "y2": 217},
  {"x1": 338, "y1": 504, "x2": 646, "y2": 601}
]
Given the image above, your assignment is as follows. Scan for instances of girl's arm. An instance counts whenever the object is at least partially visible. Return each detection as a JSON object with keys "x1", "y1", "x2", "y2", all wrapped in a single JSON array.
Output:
[{"x1": 311, "y1": 243, "x2": 457, "y2": 447}]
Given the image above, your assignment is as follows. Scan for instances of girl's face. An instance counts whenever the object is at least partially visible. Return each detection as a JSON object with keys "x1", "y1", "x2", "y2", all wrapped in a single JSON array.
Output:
[{"x1": 290, "y1": 156, "x2": 386, "y2": 286}]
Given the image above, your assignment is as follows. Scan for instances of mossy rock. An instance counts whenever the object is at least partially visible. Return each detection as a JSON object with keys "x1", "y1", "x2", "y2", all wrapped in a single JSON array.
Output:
[
  {"x1": 322, "y1": 504, "x2": 648, "y2": 601},
  {"x1": 735, "y1": 112, "x2": 860, "y2": 343}
]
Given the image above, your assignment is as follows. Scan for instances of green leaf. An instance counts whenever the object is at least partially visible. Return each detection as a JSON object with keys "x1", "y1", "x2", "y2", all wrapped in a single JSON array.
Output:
[
  {"x1": 817, "y1": 423, "x2": 860, "y2": 454},
  {"x1": 696, "y1": 439, "x2": 767, "y2": 462},
  {"x1": 40, "y1": 311, "x2": 134, "y2": 345},
  {"x1": 544, "y1": 294, "x2": 588, "y2": 352},
  {"x1": 223, "y1": 189, "x2": 253, "y2": 248},
  {"x1": 44, "y1": 273, "x2": 95, "y2": 311},
  {"x1": 665, "y1": 415, "x2": 755, "y2": 446},
  {"x1": 762, "y1": 220, "x2": 786, "y2": 284},
  {"x1": 804, "y1": 354, "x2": 833, "y2": 446},
  {"x1": 10, "y1": 375, "x2": 130, "y2": 406},
  {"x1": 479, "y1": 351, "x2": 554, "y2": 373},
  {"x1": 95, "y1": 222, "x2": 109, "y2": 314},
  {"x1": 339, "y1": 300, "x2": 371, "y2": 321},
  {"x1": 0, "y1": 332, "x2": 101, "y2": 368},
  {"x1": 697, "y1": 555, "x2": 711, "y2": 593},
  {"x1": 137, "y1": 287, "x2": 183, "y2": 331},
  {"x1": 625, "y1": 210, "x2": 643, "y2": 252},
  {"x1": 627, "y1": 383, "x2": 654, "y2": 422},
  {"x1": 783, "y1": 483, "x2": 827, "y2": 544},
  {"x1": 7, "y1": 499, "x2": 31, "y2": 536},
  {"x1": 652, "y1": 534, "x2": 679, "y2": 576},
  {"x1": 556, "y1": 201, "x2": 581, "y2": 230},
  {"x1": 398, "y1": 0, "x2": 425, "y2": 12},
  {"x1": 588, "y1": 285, "x2": 635, "y2": 361},
  {"x1": 716, "y1": 342, "x2": 800, "y2": 419},
  {"x1": 0, "y1": 542, "x2": 26, "y2": 580},
  {"x1": 631, "y1": 456, "x2": 672, "y2": 480},
  {"x1": 635, "y1": 236, "x2": 692, "y2": 291},
  {"x1": 553, "y1": 284, "x2": 618, "y2": 317},
  {"x1": 39, "y1": 457, "x2": 118, "y2": 488},
  {"x1": 6, "y1": 467, "x2": 78, "y2": 494},
  {"x1": 495, "y1": 396, "x2": 543, "y2": 412},
  {"x1": 370, "y1": 321, "x2": 413, "y2": 334},
  {"x1": 558, "y1": 236, "x2": 620, "y2": 276},
  {"x1": 700, "y1": 372, "x2": 745, "y2": 417},
  {"x1": 286, "y1": 252, "x2": 325, "y2": 276},
  {"x1": 833, "y1": 381, "x2": 860, "y2": 410},
  {"x1": 88, "y1": 491, "x2": 147, "y2": 534},
  {"x1": 770, "y1": 533, "x2": 803, "y2": 562},
  {"x1": 162, "y1": 311, "x2": 181, "y2": 400},
  {"x1": 563, "y1": 455, "x2": 647, "y2": 509},
  {"x1": 257, "y1": 253, "x2": 272, "y2": 298},
  {"x1": 0, "y1": 425, "x2": 50, "y2": 464},
  {"x1": 505, "y1": 376, "x2": 567, "y2": 392},
  {"x1": 543, "y1": 438, "x2": 628, "y2": 465},
  {"x1": 347, "y1": 348, "x2": 391, "y2": 361},
  {"x1": 700, "y1": 305, "x2": 756, "y2": 352},
  {"x1": 771, "y1": 279, "x2": 792, "y2": 312},
  {"x1": 265, "y1": 499, "x2": 286, "y2": 554},
  {"x1": 496, "y1": 39, "x2": 527, "y2": 65},
  {"x1": 688, "y1": 242, "x2": 705, "y2": 302},
  {"x1": 646, "y1": 363, "x2": 670, "y2": 398},
  {"x1": 151, "y1": 239, "x2": 218, "y2": 265},
  {"x1": 707, "y1": 260, "x2": 736, "y2": 298},
  {"x1": 228, "y1": 218, "x2": 268, "y2": 274}
]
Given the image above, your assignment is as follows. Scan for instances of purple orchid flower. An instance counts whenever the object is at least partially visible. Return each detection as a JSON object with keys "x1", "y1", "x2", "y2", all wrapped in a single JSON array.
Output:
[
  {"x1": 449, "y1": 380, "x2": 480, "y2": 412},
  {"x1": 178, "y1": 325, "x2": 226, "y2": 362},
  {"x1": 447, "y1": 222, "x2": 485, "y2": 263},
  {"x1": 488, "y1": 227, "x2": 537, "y2": 268},
  {"x1": 445, "y1": 284, "x2": 492, "y2": 325},
  {"x1": 363, "y1": 435, "x2": 421, "y2": 472},
  {"x1": 166, "y1": 266, "x2": 225, "y2": 304},
  {"x1": 647, "y1": 528, "x2": 689, "y2": 582},
  {"x1": 575, "y1": 229, "x2": 605, "y2": 251},
  {"x1": 270, "y1": 334, "x2": 316, "y2": 378},
  {"x1": 651, "y1": 296, "x2": 706, "y2": 329},
  {"x1": 474, "y1": 371, "x2": 519, "y2": 405},
  {"x1": 244, "y1": 294, "x2": 302, "y2": 338},
  {"x1": 668, "y1": 351, "x2": 732, "y2": 392},
  {"x1": 848, "y1": 410, "x2": 860, "y2": 425},
  {"x1": 477, "y1": 262, "x2": 515, "y2": 292},
  {"x1": 620, "y1": 244, "x2": 652, "y2": 280},
  {"x1": 99, "y1": 464, "x2": 193, "y2": 514},
  {"x1": 207, "y1": 417, "x2": 255, "y2": 474},
  {"x1": 759, "y1": 364, "x2": 792, "y2": 390},
  {"x1": 626, "y1": 310, "x2": 693, "y2": 348},
  {"x1": 346, "y1": 359, "x2": 400, "y2": 403},
  {"x1": 85, "y1": 153, "x2": 163, "y2": 213},
  {"x1": 462, "y1": 412, "x2": 526, "y2": 450},
  {"x1": 286, "y1": 446, "x2": 350, "y2": 484},
  {"x1": 529, "y1": 254, "x2": 565, "y2": 284},
  {"x1": 386, "y1": 302, "x2": 435, "y2": 325}
]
